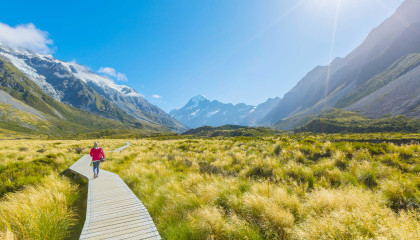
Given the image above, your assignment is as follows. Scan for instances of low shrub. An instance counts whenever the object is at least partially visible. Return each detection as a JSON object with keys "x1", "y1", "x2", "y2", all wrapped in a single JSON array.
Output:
[
  {"x1": 0, "y1": 162, "x2": 52, "y2": 197},
  {"x1": 246, "y1": 166, "x2": 274, "y2": 179},
  {"x1": 74, "y1": 147, "x2": 83, "y2": 154},
  {"x1": 18, "y1": 147, "x2": 28, "y2": 152},
  {"x1": 381, "y1": 179, "x2": 420, "y2": 211},
  {"x1": 199, "y1": 162, "x2": 224, "y2": 175}
]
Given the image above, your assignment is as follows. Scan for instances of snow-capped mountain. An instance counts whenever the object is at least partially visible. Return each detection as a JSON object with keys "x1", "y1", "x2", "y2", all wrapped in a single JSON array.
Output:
[
  {"x1": 169, "y1": 95, "x2": 280, "y2": 128},
  {"x1": 0, "y1": 45, "x2": 186, "y2": 131}
]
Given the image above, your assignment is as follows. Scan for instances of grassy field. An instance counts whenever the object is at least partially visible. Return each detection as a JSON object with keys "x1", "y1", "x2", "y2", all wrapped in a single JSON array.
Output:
[
  {"x1": 0, "y1": 134, "x2": 419, "y2": 239},
  {"x1": 102, "y1": 134, "x2": 420, "y2": 239},
  {"x1": 0, "y1": 139, "x2": 126, "y2": 239}
]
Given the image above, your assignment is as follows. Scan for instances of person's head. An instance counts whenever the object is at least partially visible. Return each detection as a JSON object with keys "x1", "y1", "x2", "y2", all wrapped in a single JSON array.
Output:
[{"x1": 94, "y1": 142, "x2": 99, "y2": 148}]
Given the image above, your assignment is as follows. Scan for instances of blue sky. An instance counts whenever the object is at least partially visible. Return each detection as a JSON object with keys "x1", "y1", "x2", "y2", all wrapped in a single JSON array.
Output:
[{"x1": 0, "y1": 0, "x2": 403, "y2": 112}]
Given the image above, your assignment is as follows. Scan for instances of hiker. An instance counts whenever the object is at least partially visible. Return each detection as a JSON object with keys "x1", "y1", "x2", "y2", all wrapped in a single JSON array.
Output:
[{"x1": 90, "y1": 142, "x2": 105, "y2": 178}]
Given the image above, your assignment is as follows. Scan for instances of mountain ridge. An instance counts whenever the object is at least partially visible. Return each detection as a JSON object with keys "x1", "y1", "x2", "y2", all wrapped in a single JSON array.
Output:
[
  {"x1": 0, "y1": 45, "x2": 186, "y2": 132},
  {"x1": 170, "y1": 95, "x2": 280, "y2": 128},
  {"x1": 0, "y1": 56, "x2": 170, "y2": 136},
  {"x1": 263, "y1": 0, "x2": 420, "y2": 128}
]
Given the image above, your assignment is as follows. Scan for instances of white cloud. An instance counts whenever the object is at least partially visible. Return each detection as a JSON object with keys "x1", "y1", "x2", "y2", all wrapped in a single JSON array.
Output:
[
  {"x1": 53, "y1": 72, "x2": 72, "y2": 78},
  {"x1": 0, "y1": 22, "x2": 53, "y2": 54},
  {"x1": 152, "y1": 94, "x2": 162, "y2": 99},
  {"x1": 126, "y1": 92, "x2": 143, "y2": 97},
  {"x1": 98, "y1": 67, "x2": 128, "y2": 81}
]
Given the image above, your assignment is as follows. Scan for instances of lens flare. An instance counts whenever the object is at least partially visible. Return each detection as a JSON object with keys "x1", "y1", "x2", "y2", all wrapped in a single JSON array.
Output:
[{"x1": 324, "y1": 0, "x2": 341, "y2": 109}]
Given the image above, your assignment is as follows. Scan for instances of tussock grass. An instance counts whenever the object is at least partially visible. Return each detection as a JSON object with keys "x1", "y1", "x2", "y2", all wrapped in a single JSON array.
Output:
[
  {"x1": 99, "y1": 135, "x2": 420, "y2": 239},
  {"x1": 0, "y1": 174, "x2": 77, "y2": 239},
  {"x1": 1, "y1": 135, "x2": 419, "y2": 239},
  {"x1": 293, "y1": 187, "x2": 420, "y2": 239}
]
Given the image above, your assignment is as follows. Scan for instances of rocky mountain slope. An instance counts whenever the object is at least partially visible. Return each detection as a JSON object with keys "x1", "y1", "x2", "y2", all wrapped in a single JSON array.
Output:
[
  {"x1": 247, "y1": 97, "x2": 281, "y2": 125},
  {"x1": 262, "y1": 0, "x2": 420, "y2": 128},
  {"x1": 0, "y1": 45, "x2": 186, "y2": 132},
  {"x1": 345, "y1": 53, "x2": 420, "y2": 118},
  {"x1": 0, "y1": 56, "x2": 171, "y2": 136},
  {"x1": 170, "y1": 95, "x2": 280, "y2": 128}
]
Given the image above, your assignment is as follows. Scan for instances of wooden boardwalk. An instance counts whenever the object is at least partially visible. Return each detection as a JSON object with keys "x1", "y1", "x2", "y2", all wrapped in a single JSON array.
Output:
[{"x1": 69, "y1": 143, "x2": 161, "y2": 240}]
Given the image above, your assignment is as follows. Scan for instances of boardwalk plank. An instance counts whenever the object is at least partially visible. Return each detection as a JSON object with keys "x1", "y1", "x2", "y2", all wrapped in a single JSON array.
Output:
[{"x1": 86, "y1": 216, "x2": 154, "y2": 233}]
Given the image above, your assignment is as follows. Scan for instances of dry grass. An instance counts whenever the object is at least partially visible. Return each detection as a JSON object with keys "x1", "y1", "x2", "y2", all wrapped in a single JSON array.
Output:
[
  {"x1": 100, "y1": 136, "x2": 420, "y2": 239},
  {"x1": 0, "y1": 139, "x2": 127, "y2": 165},
  {"x1": 0, "y1": 174, "x2": 77, "y2": 240},
  {"x1": 1, "y1": 135, "x2": 419, "y2": 239}
]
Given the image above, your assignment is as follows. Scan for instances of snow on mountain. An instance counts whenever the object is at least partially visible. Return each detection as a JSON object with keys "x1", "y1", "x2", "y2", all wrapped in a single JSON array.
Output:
[
  {"x1": 0, "y1": 45, "x2": 142, "y2": 99},
  {"x1": 61, "y1": 62, "x2": 142, "y2": 98},
  {"x1": 170, "y1": 95, "x2": 280, "y2": 128},
  {"x1": 186, "y1": 95, "x2": 207, "y2": 109},
  {"x1": 0, "y1": 47, "x2": 62, "y2": 101},
  {"x1": 207, "y1": 110, "x2": 219, "y2": 117},
  {"x1": 0, "y1": 44, "x2": 186, "y2": 131}
]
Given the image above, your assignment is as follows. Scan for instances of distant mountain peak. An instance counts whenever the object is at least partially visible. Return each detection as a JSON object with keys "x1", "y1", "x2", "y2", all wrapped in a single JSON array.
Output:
[
  {"x1": 184, "y1": 94, "x2": 209, "y2": 108},
  {"x1": 190, "y1": 94, "x2": 208, "y2": 102},
  {"x1": 170, "y1": 96, "x2": 280, "y2": 128}
]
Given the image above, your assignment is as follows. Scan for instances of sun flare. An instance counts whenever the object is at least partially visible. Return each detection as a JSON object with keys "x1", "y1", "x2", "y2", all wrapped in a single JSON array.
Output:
[{"x1": 320, "y1": 0, "x2": 343, "y2": 6}]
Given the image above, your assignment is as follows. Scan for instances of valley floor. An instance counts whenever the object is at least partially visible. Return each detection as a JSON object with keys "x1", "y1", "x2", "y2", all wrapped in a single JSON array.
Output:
[{"x1": 0, "y1": 134, "x2": 419, "y2": 239}]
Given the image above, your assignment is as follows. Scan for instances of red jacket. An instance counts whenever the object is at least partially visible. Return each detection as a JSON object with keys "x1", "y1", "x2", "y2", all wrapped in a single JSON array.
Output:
[{"x1": 90, "y1": 147, "x2": 105, "y2": 161}]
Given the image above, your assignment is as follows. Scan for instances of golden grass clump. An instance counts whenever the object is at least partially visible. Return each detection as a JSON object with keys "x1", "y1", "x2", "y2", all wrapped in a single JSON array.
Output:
[
  {"x1": 292, "y1": 187, "x2": 420, "y2": 239},
  {"x1": 0, "y1": 174, "x2": 77, "y2": 240},
  {"x1": 0, "y1": 229, "x2": 15, "y2": 240},
  {"x1": 379, "y1": 209, "x2": 420, "y2": 239},
  {"x1": 240, "y1": 193, "x2": 295, "y2": 238},
  {"x1": 188, "y1": 206, "x2": 231, "y2": 238},
  {"x1": 187, "y1": 206, "x2": 264, "y2": 240}
]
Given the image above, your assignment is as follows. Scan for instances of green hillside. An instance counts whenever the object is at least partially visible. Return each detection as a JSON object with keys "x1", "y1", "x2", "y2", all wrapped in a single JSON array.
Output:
[
  {"x1": 182, "y1": 124, "x2": 283, "y2": 137},
  {"x1": 295, "y1": 109, "x2": 420, "y2": 133}
]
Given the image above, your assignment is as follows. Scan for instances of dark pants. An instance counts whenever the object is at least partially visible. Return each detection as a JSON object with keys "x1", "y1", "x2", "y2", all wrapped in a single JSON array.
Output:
[{"x1": 93, "y1": 161, "x2": 100, "y2": 175}]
